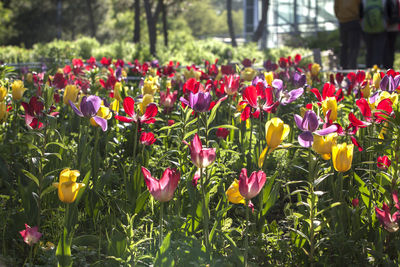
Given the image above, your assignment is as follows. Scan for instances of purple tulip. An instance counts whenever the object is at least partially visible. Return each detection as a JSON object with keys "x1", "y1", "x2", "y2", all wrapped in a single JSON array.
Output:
[
  {"x1": 294, "y1": 110, "x2": 337, "y2": 147},
  {"x1": 180, "y1": 91, "x2": 212, "y2": 113},
  {"x1": 272, "y1": 78, "x2": 304, "y2": 105},
  {"x1": 69, "y1": 95, "x2": 108, "y2": 131},
  {"x1": 293, "y1": 72, "x2": 307, "y2": 88},
  {"x1": 380, "y1": 75, "x2": 400, "y2": 92}
]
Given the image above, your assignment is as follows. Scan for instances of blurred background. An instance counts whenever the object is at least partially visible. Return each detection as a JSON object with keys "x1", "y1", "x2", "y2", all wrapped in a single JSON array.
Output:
[{"x1": 0, "y1": 0, "x2": 397, "y2": 67}]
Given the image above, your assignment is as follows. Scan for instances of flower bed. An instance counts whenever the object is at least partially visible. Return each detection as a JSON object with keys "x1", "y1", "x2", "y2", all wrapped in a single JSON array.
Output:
[{"x1": 0, "y1": 55, "x2": 399, "y2": 266}]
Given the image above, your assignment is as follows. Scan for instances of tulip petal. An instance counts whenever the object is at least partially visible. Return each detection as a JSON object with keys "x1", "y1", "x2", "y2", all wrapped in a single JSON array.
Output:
[
  {"x1": 123, "y1": 97, "x2": 136, "y2": 118},
  {"x1": 315, "y1": 125, "x2": 338, "y2": 135},
  {"x1": 298, "y1": 131, "x2": 314, "y2": 147},
  {"x1": 93, "y1": 116, "x2": 108, "y2": 131},
  {"x1": 294, "y1": 114, "x2": 304, "y2": 130},
  {"x1": 69, "y1": 100, "x2": 84, "y2": 117}
]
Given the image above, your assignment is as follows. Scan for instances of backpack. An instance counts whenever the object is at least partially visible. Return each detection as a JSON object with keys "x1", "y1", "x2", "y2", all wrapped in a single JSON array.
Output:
[{"x1": 362, "y1": 0, "x2": 386, "y2": 33}]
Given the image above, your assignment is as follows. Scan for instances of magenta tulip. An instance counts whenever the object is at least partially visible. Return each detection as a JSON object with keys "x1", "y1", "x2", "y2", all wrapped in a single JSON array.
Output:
[
  {"x1": 19, "y1": 224, "x2": 42, "y2": 246},
  {"x1": 238, "y1": 168, "x2": 267, "y2": 200},
  {"x1": 183, "y1": 133, "x2": 216, "y2": 168},
  {"x1": 141, "y1": 167, "x2": 180, "y2": 202}
]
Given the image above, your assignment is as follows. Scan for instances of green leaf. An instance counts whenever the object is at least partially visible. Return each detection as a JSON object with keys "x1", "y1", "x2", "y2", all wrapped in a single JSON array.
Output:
[
  {"x1": 56, "y1": 227, "x2": 73, "y2": 267},
  {"x1": 135, "y1": 190, "x2": 149, "y2": 214},
  {"x1": 316, "y1": 202, "x2": 341, "y2": 216},
  {"x1": 262, "y1": 182, "x2": 280, "y2": 216},
  {"x1": 155, "y1": 232, "x2": 175, "y2": 267},
  {"x1": 44, "y1": 152, "x2": 62, "y2": 160},
  {"x1": 183, "y1": 129, "x2": 198, "y2": 140},
  {"x1": 75, "y1": 170, "x2": 91, "y2": 205},
  {"x1": 313, "y1": 173, "x2": 333, "y2": 187},
  {"x1": 40, "y1": 184, "x2": 57, "y2": 198},
  {"x1": 22, "y1": 169, "x2": 39, "y2": 187},
  {"x1": 45, "y1": 141, "x2": 68, "y2": 150},
  {"x1": 207, "y1": 100, "x2": 222, "y2": 127},
  {"x1": 288, "y1": 227, "x2": 310, "y2": 245}
]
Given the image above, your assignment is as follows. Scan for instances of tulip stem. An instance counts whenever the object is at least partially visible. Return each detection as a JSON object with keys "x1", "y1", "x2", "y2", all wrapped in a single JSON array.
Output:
[
  {"x1": 244, "y1": 200, "x2": 250, "y2": 267},
  {"x1": 159, "y1": 202, "x2": 164, "y2": 246},
  {"x1": 200, "y1": 167, "x2": 210, "y2": 257}
]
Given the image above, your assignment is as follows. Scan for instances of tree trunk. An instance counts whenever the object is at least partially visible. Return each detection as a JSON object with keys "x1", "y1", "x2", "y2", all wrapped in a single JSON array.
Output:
[
  {"x1": 144, "y1": 0, "x2": 162, "y2": 56},
  {"x1": 252, "y1": 0, "x2": 269, "y2": 42},
  {"x1": 86, "y1": 0, "x2": 96, "y2": 37},
  {"x1": 134, "y1": 0, "x2": 141, "y2": 43},
  {"x1": 227, "y1": 0, "x2": 237, "y2": 47},
  {"x1": 161, "y1": 0, "x2": 168, "y2": 47}
]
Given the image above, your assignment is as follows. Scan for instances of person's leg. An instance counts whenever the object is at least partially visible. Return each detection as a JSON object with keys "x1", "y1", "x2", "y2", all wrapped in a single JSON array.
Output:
[
  {"x1": 364, "y1": 33, "x2": 373, "y2": 68},
  {"x1": 383, "y1": 31, "x2": 396, "y2": 69},
  {"x1": 347, "y1": 21, "x2": 361, "y2": 69},
  {"x1": 339, "y1": 23, "x2": 349, "y2": 69},
  {"x1": 373, "y1": 32, "x2": 387, "y2": 67}
]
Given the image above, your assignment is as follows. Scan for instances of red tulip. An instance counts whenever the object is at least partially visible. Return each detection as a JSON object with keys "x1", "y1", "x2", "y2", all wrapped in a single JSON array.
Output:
[
  {"x1": 377, "y1": 156, "x2": 391, "y2": 170},
  {"x1": 115, "y1": 96, "x2": 157, "y2": 124},
  {"x1": 238, "y1": 168, "x2": 267, "y2": 200},
  {"x1": 183, "y1": 133, "x2": 216, "y2": 168},
  {"x1": 216, "y1": 128, "x2": 230, "y2": 139},
  {"x1": 140, "y1": 132, "x2": 156, "y2": 146},
  {"x1": 141, "y1": 167, "x2": 180, "y2": 202}
]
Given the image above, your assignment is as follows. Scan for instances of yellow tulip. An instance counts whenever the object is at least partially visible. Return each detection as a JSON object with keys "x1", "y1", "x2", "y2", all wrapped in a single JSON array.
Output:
[
  {"x1": 264, "y1": 72, "x2": 274, "y2": 86},
  {"x1": 63, "y1": 85, "x2": 79, "y2": 105},
  {"x1": 139, "y1": 94, "x2": 154, "y2": 115},
  {"x1": 373, "y1": 73, "x2": 381, "y2": 89},
  {"x1": 53, "y1": 168, "x2": 84, "y2": 203},
  {"x1": 0, "y1": 101, "x2": 8, "y2": 122},
  {"x1": 259, "y1": 118, "x2": 290, "y2": 167},
  {"x1": 0, "y1": 86, "x2": 7, "y2": 102},
  {"x1": 332, "y1": 143, "x2": 354, "y2": 172},
  {"x1": 90, "y1": 103, "x2": 112, "y2": 127},
  {"x1": 113, "y1": 82, "x2": 123, "y2": 102},
  {"x1": 360, "y1": 82, "x2": 371, "y2": 98},
  {"x1": 241, "y1": 67, "x2": 257, "y2": 82},
  {"x1": 226, "y1": 179, "x2": 245, "y2": 205},
  {"x1": 142, "y1": 76, "x2": 159, "y2": 96},
  {"x1": 311, "y1": 63, "x2": 321, "y2": 77},
  {"x1": 26, "y1": 73, "x2": 33, "y2": 84},
  {"x1": 11, "y1": 80, "x2": 26, "y2": 100},
  {"x1": 183, "y1": 68, "x2": 201, "y2": 80},
  {"x1": 312, "y1": 133, "x2": 338, "y2": 160},
  {"x1": 110, "y1": 99, "x2": 119, "y2": 113},
  {"x1": 322, "y1": 97, "x2": 338, "y2": 122},
  {"x1": 377, "y1": 91, "x2": 398, "y2": 106}
]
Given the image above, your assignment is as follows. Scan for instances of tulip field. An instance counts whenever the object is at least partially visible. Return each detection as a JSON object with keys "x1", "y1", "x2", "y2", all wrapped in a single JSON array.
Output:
[{"x1": 1, "y1": 56, "x2": 400, "y2": 266}]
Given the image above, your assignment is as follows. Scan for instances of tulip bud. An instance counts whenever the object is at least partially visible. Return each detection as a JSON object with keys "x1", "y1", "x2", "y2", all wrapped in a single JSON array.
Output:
[
  {"x1": 373, "y1": 73, "x2": 381, "y2": 89},
  {"x1": 63, "y1": 85, "x2": 79, "y2": 105},
  {"x1": 11, "y1": 80, "x2": 26, "y2": 100},
  {"x1": 0, "y1": 86, "x2": 7, "y2": 101},
  {"x1": 332, "y1": 143, "x2": 354, "y2": 172},
  {"x1": 0, "y1": 101, "x2": 8, "y2": 122},
  {"x1": 53, "y1": 168, "x2": 84, "y2": 203}
]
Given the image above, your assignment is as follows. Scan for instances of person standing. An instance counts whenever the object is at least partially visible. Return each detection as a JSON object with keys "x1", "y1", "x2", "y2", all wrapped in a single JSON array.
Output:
[
  {"x1": 384, "y1": 0, "x2": 400, "y2": 69},
  {"x1": 335, "y1": 0, "x2": 362, "y2": 69},
  {"x1": 360, "y1": 0, "x2": 388, "y2": 68}
]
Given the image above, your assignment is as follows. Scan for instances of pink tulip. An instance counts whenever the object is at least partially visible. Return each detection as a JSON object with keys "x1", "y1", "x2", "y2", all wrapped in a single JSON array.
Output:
[
  {"x1": 19, "y1": 224, "x2": 42, "y2": 246},
  {"x1": 183, "y1": 133, "x2": 216, "y2": 168},
  {"x1": 238, "y1": 168, "x2": 267, "y2": 200},
  {"x1": 223, "y1": 74, "x2": 240, "y2": 95},
  {"x1": 375, "y1": 203, "x2": 400, "y2": 232},
  {"x1": 141, "y1": 167, "x2": 180, "y2": 202}
]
